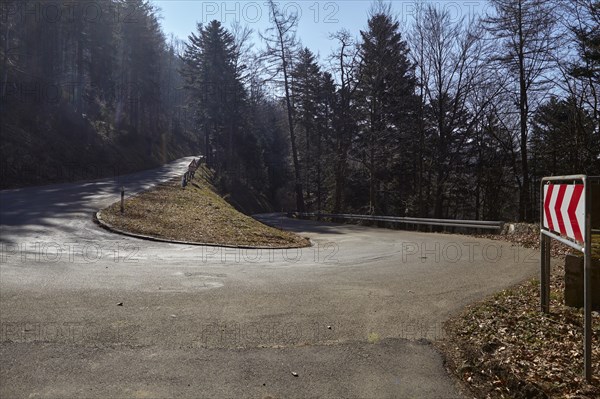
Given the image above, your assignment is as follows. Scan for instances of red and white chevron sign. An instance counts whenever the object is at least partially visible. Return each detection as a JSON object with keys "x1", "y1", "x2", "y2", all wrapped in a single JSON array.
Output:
[{"x1": 543, "y1": 184, "x2": 586, "y2": 242}]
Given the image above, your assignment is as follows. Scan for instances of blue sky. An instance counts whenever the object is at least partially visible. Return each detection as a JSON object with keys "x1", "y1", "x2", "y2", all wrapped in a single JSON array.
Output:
[{"x1": 153, "y1": 1, "x2": 490, "y2": 60}]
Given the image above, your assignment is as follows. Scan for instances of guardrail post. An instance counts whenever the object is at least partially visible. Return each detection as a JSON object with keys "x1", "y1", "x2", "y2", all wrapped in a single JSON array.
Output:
[
  {"x1": 120, "y1": 186, "x2": 124, "y2": 214},
  {"x1": 540, "y1": 174, "x2": 597, "y2": 383},
  {"x1": 583, "y1": 178, "x2": 592, "y2": 382},
  {"x1": 540, "y1": 180, "x2": 550, "y2": 313},
  {"x1": 540, "y1": 232, "x2": 550, "y2": 313}
]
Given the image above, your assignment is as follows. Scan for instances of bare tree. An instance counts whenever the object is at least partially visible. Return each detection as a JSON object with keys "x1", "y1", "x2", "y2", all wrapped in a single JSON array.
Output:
[
  {"x1": 410, "y1": 4, "x2": 495, "y2": 218},
  {"x1": 555, "y1": 0, "x2": 599, "y2": 127},
  {"x1": 230, "y1": 22, "x2": 254, "y2": 84},
  {"x1": 260, "y1": 0, "x2": 305, "y2": 212},
  {"x1": 327, "y1": 29, "x2": 362, "y2": 213},
  {"x1": 483, "y1": 0, "x2": 559, "y2": 221}
]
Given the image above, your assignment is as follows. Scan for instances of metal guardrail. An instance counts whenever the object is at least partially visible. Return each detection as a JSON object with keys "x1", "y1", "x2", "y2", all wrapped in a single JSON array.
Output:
[
  {"x1": 291, "y1": 212, "x2": 504, "y2": 231},
  {"x1": 182, "y1": 157, "x2": 203, "y2": 187}
]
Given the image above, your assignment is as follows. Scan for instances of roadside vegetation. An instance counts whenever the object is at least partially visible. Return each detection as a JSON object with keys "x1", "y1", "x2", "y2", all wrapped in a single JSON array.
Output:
[
  {"x1": 1, "y1": 0, "x2": 198, "y2": 189},
  {"x1": 5, "y1": 0, "x2": 597, "y2": 218},
  {"x1": 439, "y1": 227, "x2": 600, "y2": 398},
  {"x1": 99, "y1": 167, "x2": 310, "y2": 248}
]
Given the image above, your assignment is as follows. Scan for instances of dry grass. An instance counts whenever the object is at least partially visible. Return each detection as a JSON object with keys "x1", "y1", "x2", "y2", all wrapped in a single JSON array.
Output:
[
  {"x1": 439, "y1": 228, "x2": 600, "y2": 398},
  {"x1": 100, "y1": 168, "x2": 310, "y2": 248}
]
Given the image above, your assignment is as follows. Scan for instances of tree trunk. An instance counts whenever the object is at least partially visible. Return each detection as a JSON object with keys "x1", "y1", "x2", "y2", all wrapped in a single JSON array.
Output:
[
  {"x1": 434, "y1": 174, "x2": 444, "y2": 219},
  {"x1": 317, "y1": 125, "x2": 322, "y2": 212},
  {"x1": 282, "y1": 63, "x2": 305, "y2": 212},
  {"x1": 517, "y1": 0, "x2": 531, "y2": 222},
  {"x1": 333, "y1": 142, "x2": 347, "y2": 214},
  {"x1": 369, "y1": 129, "x2": 376, "y2": 214},
  {"x1": 333, "y1": 100, "x2": 349, "y2": 214},
  {"x1": 2, "y1": 20, "x2": 10, "y2": 98}
]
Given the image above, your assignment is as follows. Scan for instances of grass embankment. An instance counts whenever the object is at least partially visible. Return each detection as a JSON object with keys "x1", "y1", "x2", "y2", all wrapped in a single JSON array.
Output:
[
  {"x1": 99, "y1": 167, "x2": 310, "y2": 248},
  {"x1": 439, "y1": 228, "x2": 599, "y2": 398}
]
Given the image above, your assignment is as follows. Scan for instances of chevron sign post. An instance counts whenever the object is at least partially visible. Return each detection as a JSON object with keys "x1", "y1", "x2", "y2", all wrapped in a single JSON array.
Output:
[
  {"x1": 540, "y1": 175, "x2": 598, "y2": 383},
  {"x1": 543, "y1": 183, "x2": 585, "y2": 243}
]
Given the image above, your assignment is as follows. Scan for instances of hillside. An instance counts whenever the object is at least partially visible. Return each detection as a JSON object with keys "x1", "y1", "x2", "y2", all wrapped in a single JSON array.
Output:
[
  {"x1": 0, "y1": 115, "x2": 198, "y2": 189},
  {"x1": 98, "y1": 166, "x2": 309, "y2": 248}
]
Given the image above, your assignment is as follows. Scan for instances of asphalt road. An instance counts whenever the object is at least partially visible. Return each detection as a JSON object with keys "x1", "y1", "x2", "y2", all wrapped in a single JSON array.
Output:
[{"x1": 0, "y1": 157, "x2": 541, "y2": 398}]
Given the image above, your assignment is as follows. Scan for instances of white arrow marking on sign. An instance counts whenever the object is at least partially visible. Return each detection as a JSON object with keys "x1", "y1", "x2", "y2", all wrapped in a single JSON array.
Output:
[{"x1": 543, "y1": 183, "x2": 585, "y2": 243}]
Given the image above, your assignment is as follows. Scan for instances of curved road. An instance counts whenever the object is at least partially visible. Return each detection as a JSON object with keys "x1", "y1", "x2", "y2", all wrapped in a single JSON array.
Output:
[{"x1": 0, "y1": 157, "x2": 540, "y2": 398}]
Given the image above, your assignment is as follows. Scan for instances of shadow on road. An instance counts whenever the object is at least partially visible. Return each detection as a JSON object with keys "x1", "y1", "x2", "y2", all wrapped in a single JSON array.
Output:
[
  {"x1": 254, "y1": 213, "x2": 364, "y2": 236},
  {"x1": 0, "y1": 157, "x2": 196, "y2": 245}
]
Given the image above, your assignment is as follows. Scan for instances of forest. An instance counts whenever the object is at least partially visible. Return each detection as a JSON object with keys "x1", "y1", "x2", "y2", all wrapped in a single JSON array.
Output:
[{"x1": 1, "y1": 0, "x2": 599, "y2": 222}]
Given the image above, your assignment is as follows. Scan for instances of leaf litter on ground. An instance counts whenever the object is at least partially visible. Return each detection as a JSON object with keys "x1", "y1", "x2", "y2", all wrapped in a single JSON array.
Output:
[{"x1": 437, "y1": 224, "x2": 599, "y2": 398}]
